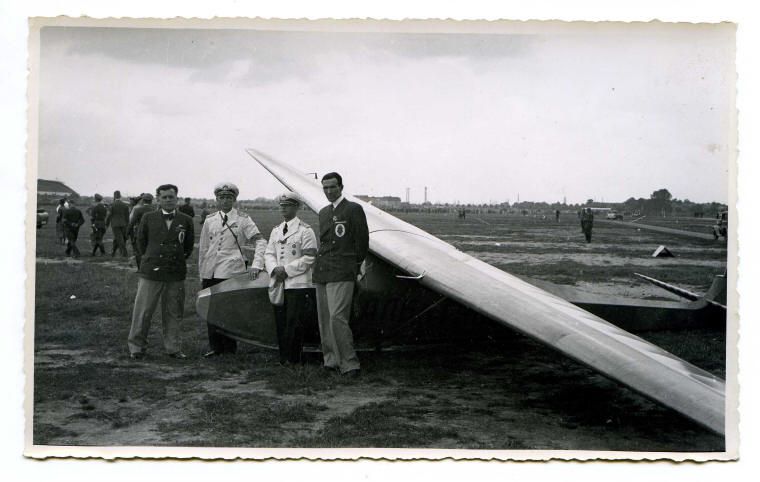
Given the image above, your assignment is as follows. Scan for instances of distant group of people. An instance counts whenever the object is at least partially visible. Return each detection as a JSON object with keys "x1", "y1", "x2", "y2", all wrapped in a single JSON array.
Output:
[
  {"x1": 55, "y1": 191, "x2": 155, "y2": 259},
  {"x1": 54, "y1": 191, "x2": 213, "y2": 264},
  {"x1": 123, "y1": 173, "x2": 368, "y2": 378}
]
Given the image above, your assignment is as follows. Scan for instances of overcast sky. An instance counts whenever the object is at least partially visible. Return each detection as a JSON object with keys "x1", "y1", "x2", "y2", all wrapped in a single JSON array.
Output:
[{"x1": 36, "y1": 22, "x2": 734, "y2": 204}]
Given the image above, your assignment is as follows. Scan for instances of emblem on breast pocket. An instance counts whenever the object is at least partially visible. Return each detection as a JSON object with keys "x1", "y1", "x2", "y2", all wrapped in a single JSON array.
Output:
[{"x1": 335, "y1": 223, "x2": 346, "y2": 238}]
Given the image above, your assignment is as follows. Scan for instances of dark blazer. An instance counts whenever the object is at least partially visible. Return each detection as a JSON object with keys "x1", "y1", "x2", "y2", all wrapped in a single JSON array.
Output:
[
  {"x1": 91, "y1": 203, "x2": 108, "y2": 229},
  {"x1": 312, "y1": 198, "x2": 369, "y2": 284},
  {"x1": 178, "y1": 204, "x2": 195, "y2": 218},
  {"x1": 107, "y1": 199, "x2": 130, "y2": 228},
  {"x1": 128, "y1": 204, "x2": 154, "y2": 239},
  {"x1": 62, "y1": 206, "x2": 85, "y2": 229},
  {"x1": 136, "y1": 210, "x2": 195, "y2": 282}
]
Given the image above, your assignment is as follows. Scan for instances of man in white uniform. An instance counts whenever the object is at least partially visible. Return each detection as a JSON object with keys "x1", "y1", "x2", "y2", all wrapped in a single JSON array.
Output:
[
  {"x1": 198, "y1": 182, "x2": 267, "y2": 357},
  {"x1": 264, "y1": 192, "x2": 318, "y2": 365}
]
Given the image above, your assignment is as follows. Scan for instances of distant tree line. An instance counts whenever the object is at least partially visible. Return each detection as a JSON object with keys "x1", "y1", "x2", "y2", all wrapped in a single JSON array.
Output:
[{"x1": 620, "y1": 189, "x2": 726, "y2": 218}]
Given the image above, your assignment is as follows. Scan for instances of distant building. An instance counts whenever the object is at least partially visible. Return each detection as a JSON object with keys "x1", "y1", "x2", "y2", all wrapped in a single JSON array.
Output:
[
  {"x1": 37, "y1": 179, "x2": 79, "y2": 204},
  {"x1": 355, "y1": 195, "x2": 402, "y2": 209}
]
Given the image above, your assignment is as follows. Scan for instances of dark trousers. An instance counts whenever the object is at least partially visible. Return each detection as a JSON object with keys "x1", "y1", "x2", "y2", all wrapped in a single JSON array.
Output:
[
  {"x1": 92, "y1": 225, "x2": 106, "y2": 255},
  {"x1": 581, "y1": 222, "x2": 593, "y2": 243},
  {"x1": 202, "y1": 278, "x2": 238, "y2": 354},
  {"x1": 273, "y1": 288, "x2": 317, "y2": 364},
  {"x1": 64, "y1": 225, "x2": 81, "y2": 257},
  {"x1": 131, "y1": 237, "x2": 142, "y2": 268},
  {"x1": 56, "y1": 221, "x2": 65, "y2": 244},
  {"x1": 111, "y1": 226, "x2": 128, "y2": 256}
]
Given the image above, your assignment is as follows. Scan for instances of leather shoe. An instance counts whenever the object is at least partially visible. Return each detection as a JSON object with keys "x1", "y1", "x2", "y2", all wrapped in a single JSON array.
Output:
[
  {"x1": 130, "y1": 352, "x2": 145, "y2": 360},
  {"x1": 168, "y1": 352, "x2": 187, "y2": 359},
  {"x1": 203, "y1": 350, "x2": 222, "y2": 358},
  {"x1": 343, "y1": 369, "x2": 361, "y2": 378}
]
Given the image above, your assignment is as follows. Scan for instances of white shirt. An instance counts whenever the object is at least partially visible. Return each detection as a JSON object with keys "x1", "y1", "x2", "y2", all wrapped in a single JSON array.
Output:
[
  {"x1": 161, "y1": 209, "x2": 177, "y2": 229},
  {"x1": 264, "y1": 217, "x2": 318, "y2": 290},
  {"x1": 198, "y1": 208, "x2": 266, "y2": 279},
  {"x1": 332, "y1": 195, "x2": 345, "y2": 209}
]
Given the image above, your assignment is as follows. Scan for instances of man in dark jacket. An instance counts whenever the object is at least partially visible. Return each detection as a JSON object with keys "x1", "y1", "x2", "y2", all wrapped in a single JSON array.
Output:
[
  {"x1": 107, "y1": 190, "x2": 131, "y2": 257},
  {"x1": 62, "y1": 199, "x2": 85, "y2": 258},
  {"x1": 312, "y1": 172, "x2": 369, "y2": 377},
  {"x1": 178, "y1": 197, "x2": 195, "y2": 219},
  {"x1": 90, "y1": 193, "x2": 108, "y2": 256},
  {"x1": 127, "y1": 184, "x2": 194, "y2": 359},
  {"x1": 580, "y1": 208, "x2": 594, "y2": 243},
  {"x1": 127, "y1": 193, "x2": 154, "y2": 268}
]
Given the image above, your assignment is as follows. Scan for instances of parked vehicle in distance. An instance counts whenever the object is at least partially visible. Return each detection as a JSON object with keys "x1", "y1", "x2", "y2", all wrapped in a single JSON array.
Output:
[
  {"x1": 36, "y1": 208, "x2": 49, "y2": 228},
  {"x1": 606, "y1": 211, "x2": 623, "y2": 220}
]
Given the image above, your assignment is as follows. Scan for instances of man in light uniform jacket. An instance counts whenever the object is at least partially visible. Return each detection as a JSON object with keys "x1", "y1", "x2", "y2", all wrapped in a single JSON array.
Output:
[
  {"x1": 264, "y1": 192, "x2": 318, "y2": 365},
  {"x1": 198, "y1": 182, "x2": 267, "y2": 357},
  {"x1": 312, "y1": 172, "x2": 369, "y2": 377}
]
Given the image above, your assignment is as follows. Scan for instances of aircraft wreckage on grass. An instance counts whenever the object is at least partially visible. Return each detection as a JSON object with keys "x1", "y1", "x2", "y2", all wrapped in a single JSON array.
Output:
[{"x1": 196, "y1": 149, "x2": 727, "y2": 436}]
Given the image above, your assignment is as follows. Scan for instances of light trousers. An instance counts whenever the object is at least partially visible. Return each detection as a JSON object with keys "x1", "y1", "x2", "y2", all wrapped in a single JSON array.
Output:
[
  {"x1": 128, "y1": 277, "x2": 185, "y2": 355},
  {"x1": 316, "y1": 281, "x2": 359, "y2": 373}
]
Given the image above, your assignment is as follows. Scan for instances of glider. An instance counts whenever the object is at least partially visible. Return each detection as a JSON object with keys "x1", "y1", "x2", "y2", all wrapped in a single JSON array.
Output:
[{"x1": 196, "y1": 149, "x2": 726, "y2": 436}]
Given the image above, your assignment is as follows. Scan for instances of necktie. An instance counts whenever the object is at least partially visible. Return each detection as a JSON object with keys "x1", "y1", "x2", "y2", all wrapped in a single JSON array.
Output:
[
  {"x1": 163, "y1": 213, "x2": 175, "y2": 221},
  {"x1": 283, "y1": 223, "x2": 288, "y2": 235},
  {"x1": 222, "y1": 214, "x2": 228, "y2": 225}
]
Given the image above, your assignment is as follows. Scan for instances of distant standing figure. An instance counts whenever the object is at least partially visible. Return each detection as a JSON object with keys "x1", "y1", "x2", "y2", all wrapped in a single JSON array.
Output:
[
  {"x1": 55, "y1": 199, "x2": 66, "y2": 245},
  {"x1": 107, "y1": 190, "x2": 130, "y2": 257},
  {"x1": 90, "y1": 194, "x2": 108, "y2": 256},
  {"x1": 127, "y1": 184, "x2": 194, "y2": 360},
  {"x1": 198, "y1": 182, "x2": 267, "y2": 357},
  {"x1": 712, "y1": 211, "x2": 728, "y2": 240},
  {"x1": 62, "y1": 199, "x2": 85, "y2": 258},
  {"x1": 178, "y1": 197, "x2": 195, "y2": 219},
  {"x1": 555, "y1": 209, "x2": 560, "y2": 222},
  {"x1": 580, "y1": 208, "x2": 594, "y2": 243},
  {"x1": 264, "y1": 192, "x2": 318, "y2": 365},
  {"x1": 127, "y1": 193, "x2": 154, "y2": 268},
  {"x1": 199, "y1": 201, "x2": 211, "y2": 225},
  {"x1": 312, "y1": 172, "x2": 369, "y2": 377}
]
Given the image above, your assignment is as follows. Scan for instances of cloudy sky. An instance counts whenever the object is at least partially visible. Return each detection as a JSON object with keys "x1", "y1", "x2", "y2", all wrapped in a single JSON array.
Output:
[{"x1": 36, "y1": 21, "x2": 734, "y2": 204}]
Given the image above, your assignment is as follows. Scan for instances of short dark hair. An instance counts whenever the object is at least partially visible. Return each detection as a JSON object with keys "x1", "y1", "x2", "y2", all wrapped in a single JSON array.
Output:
[
  {"x1": 113, "y1": 190, "x2": 121, "y2": 199},
  {"x1": 184, "y1": 197, "x2": 191, "y2": 203},
  {"x1": 94, "y1": 193, "x2": 103, "y2": 202},
  {"x1": 321, "y1": 172, "x2": 343, "y2": 187},
  {"x1": 156, "y1": 184, "x2": 178, "y2": 196}
]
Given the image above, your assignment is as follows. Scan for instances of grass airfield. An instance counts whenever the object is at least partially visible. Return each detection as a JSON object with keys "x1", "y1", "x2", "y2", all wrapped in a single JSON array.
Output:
[{"x1": 31, "y1": 206, "x2": 727, "y2": 452}]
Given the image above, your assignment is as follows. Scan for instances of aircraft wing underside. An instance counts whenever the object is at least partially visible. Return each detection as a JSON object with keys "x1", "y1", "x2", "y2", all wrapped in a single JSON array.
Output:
[{"x1": 246, "y1": 149, "x2": 725, "y2": 435}]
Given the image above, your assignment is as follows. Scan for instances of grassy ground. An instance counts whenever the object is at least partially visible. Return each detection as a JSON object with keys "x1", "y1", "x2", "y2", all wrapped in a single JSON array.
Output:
[{"x1": 31, "y1": 206, "x2": 728, "y2": 452}]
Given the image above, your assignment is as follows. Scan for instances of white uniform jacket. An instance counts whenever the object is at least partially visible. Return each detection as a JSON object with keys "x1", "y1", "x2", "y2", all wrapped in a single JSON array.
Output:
[
  {"x1": 199, "y1": 208, "x2": 266, "y2": 280},
  {"x1": 264, "y1": 217, "x2": 318, "y2": 290}
]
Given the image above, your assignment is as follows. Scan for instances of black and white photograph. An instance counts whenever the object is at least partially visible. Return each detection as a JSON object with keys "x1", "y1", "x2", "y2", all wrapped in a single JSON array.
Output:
[{"x1": 23, "y1": 15, "x2": 738, "y2": 461}]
